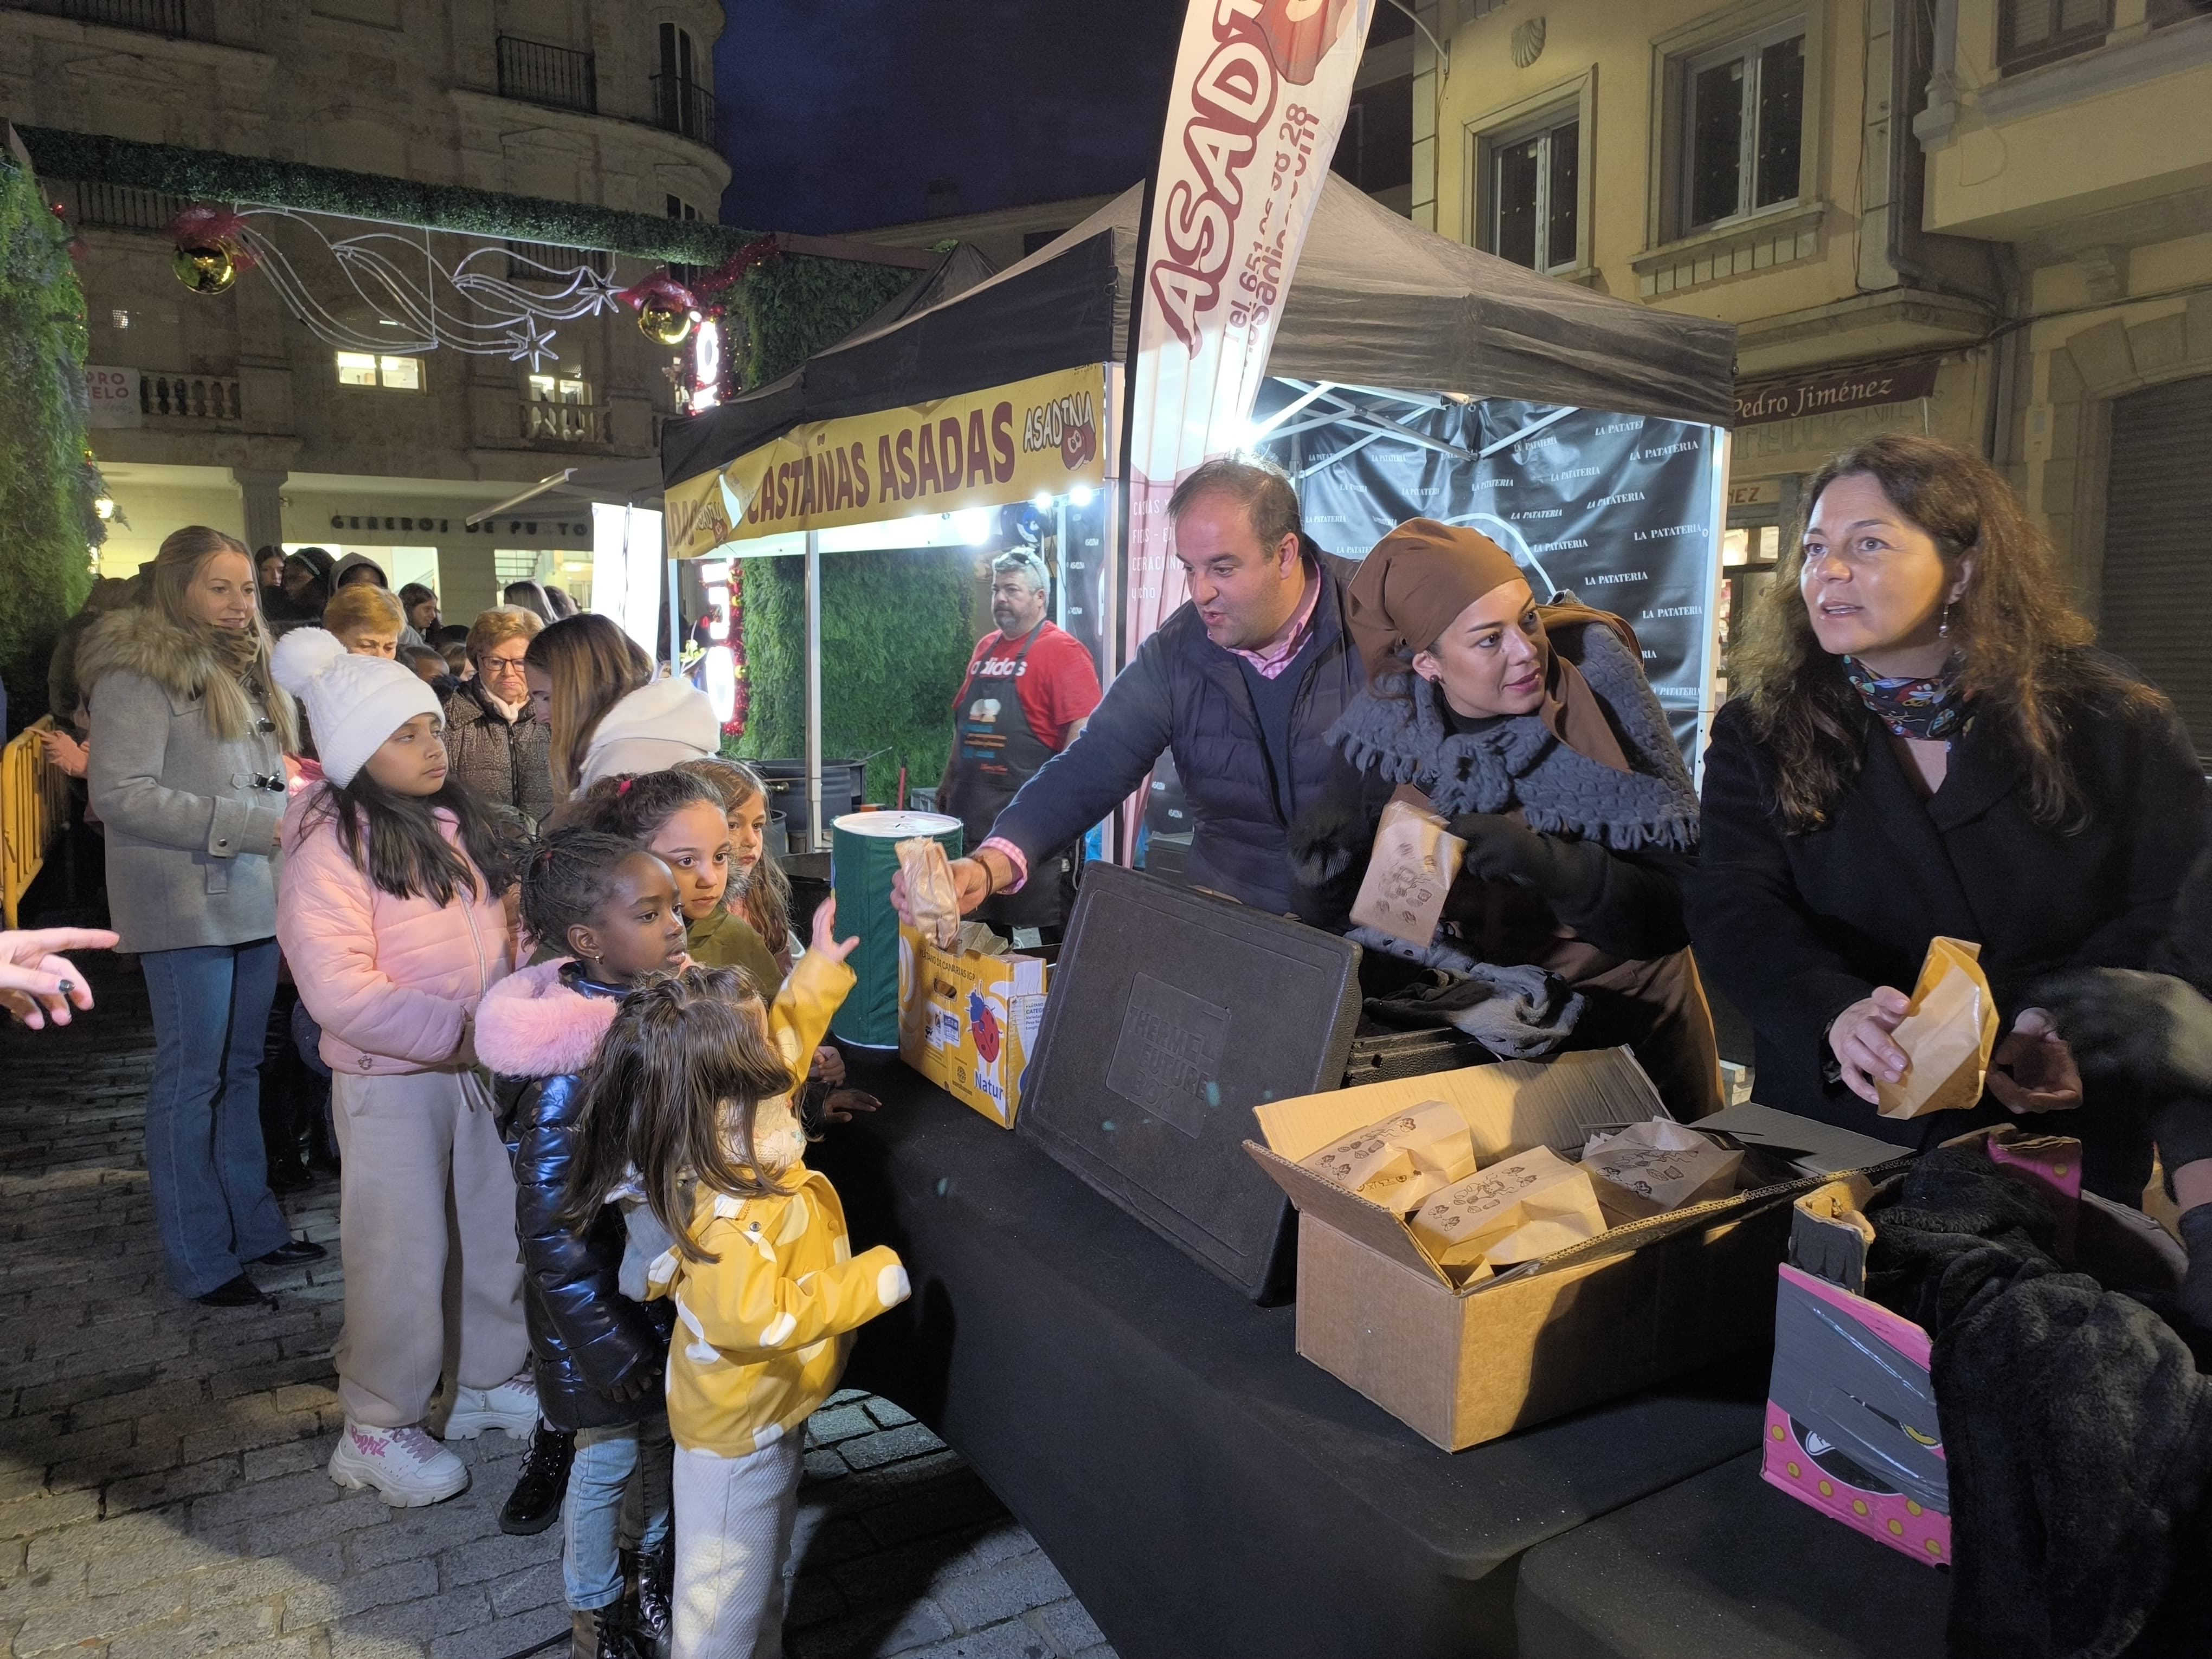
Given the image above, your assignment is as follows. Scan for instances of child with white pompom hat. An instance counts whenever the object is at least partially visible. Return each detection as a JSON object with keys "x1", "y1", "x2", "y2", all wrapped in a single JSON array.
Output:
[{"x1": 271, "y1": 628, "x2": 536, "y2": 1508}]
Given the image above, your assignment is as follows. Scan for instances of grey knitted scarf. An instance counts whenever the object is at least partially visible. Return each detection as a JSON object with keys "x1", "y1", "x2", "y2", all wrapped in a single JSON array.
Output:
[{"x1": 1326, "y1": 621, "x2": 1700, "y2": 852}]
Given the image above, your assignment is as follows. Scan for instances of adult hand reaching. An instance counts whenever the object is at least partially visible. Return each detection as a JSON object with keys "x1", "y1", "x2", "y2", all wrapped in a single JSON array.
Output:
[
  {"x1": 1986, "y1": 1006, "x2": 2083, "y2": 1115},
  {"x1": 1828, "y1": 987, "x2": 1912, "y2": 1105},
  {"x1": 890, "y1": 856, "x2": 993, "y2": 925},
  {"x1": 38, "y1": 729, "x2": 88, "y2": 779},
  {"x1": 0, "y1": 927, "x2": 119, "y2": 1030}
]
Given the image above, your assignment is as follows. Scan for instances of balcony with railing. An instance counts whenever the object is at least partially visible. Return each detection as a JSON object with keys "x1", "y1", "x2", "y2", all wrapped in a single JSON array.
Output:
[
  {"x1": 10, "y1": 0, "x2": 207, "y2": 38},
  {"x1": 143, "y1": 373, "x2": 242, "y2": 421},
  {"x1": 650, "y1": 74, "x2": 718, "y2": 146},
  {"x1": 522, "y1": 400, "x2": 610, "y2": 445},
  {"x1": 496, "y1": 35, "x2": 597, "y2": 115}
]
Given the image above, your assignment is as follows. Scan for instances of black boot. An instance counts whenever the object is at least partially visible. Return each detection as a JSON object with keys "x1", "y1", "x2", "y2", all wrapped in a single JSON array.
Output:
[
  {"x1": 623, "y1": 1541, "x2": 672, "y2": 1652},
  {"x1": 499, "y1": 1420, "x2": 574, "y2": 1536},
  {"x1": 570, "y1": 1599, "x2": 649, "y2": 1659}
]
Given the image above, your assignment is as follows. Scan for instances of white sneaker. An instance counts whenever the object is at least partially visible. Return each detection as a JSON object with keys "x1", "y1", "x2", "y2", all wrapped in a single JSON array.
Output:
[
  {"x1": 328, "y1": 1422, "x2": 468, "y2": 1507},
  {"x1": 443, "y1": 1368, "x2": 539, "y2": 1440}
]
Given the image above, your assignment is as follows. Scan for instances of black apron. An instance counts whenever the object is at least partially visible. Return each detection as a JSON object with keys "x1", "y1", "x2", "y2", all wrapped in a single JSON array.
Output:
[{"x1": 949, "y1": 624, "x2": 1066, "y2": 929}]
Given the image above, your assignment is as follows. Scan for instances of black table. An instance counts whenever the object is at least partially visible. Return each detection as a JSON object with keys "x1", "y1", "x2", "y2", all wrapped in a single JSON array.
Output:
[
  {"x1": 816, "y1": 1064, "x2": 1777, "y2": 1659},
  {"x1": 1513, "y1": 1451, "x2": 1951, "y2": 1658}
]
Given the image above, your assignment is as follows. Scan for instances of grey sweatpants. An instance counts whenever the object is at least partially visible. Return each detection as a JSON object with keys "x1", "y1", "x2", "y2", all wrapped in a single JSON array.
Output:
[
  {"x1": 331, "y1": 1068, "x2": 529, "y2": 1427},
  {"x1": 671, "y1": 1437, "x2": 805, "y2": 1659}
]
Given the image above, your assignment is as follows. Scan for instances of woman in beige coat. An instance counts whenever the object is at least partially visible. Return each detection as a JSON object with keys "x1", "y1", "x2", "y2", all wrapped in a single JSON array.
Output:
[{"x1": 81, "y1": 527, "x2": 324, "y2": 1306}]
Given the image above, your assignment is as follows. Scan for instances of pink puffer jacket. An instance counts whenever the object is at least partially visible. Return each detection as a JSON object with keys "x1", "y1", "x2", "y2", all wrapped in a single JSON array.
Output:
[{"x1": 276, "y1": 783, "x2": 512, "y2": 1076}]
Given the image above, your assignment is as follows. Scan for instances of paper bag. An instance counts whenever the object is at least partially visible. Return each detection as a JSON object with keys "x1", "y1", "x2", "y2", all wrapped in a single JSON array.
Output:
[
  {"x1": 1300, "y1": 1099, "x2": 1477, "y2": 1213},
  {"x1": 897, "y1": 836, "x2": 961, "y2": 949},
  {"x1": 1409, "y1": 1146, "x2": 1607, "y2": 1283},
  {"x1": 1582, "y1": 1118, "x2": 1746, "y2": 1223},
  {"x1": 1349, "y1": 787, "x2": 1467, "y2": 948},
  {"x1": 1875, "y1": 937, "x2": 1999, "y2": 1120}
]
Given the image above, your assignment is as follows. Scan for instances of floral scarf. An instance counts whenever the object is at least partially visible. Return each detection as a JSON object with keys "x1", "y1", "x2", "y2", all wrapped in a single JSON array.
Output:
[{"x1": 1842, "y1": 655, "x2": 1973, "y2": 742}]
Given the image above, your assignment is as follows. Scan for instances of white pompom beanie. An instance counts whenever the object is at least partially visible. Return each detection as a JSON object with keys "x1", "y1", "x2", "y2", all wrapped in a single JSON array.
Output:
[{"x1": 272, "y1": 628, "x2": 442, "y2": 788}]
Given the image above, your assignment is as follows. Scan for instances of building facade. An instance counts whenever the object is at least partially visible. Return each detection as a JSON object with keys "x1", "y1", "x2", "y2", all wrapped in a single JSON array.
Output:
[
  {"x1": 1417, "y1": 0, "x2": 2212, "y2": 741},
  {"x1": 2, "y1": 0, "x2": 731, "y2": 619}
]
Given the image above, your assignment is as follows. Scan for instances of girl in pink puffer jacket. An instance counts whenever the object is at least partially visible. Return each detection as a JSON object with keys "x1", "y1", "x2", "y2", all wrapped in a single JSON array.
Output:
[{"x1": 274, "y1": 630, "x2": 535, "y2": 1510}]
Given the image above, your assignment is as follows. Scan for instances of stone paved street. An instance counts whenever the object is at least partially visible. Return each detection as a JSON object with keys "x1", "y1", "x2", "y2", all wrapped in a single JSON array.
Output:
[{"x1": 0, "y1": 959, "x2": 1110, "y2": 1659}]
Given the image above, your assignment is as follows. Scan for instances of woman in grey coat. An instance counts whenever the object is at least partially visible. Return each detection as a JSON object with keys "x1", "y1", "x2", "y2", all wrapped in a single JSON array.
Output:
[{"x1": 81, "y1": 528, "x2": 325, "y2": 1306}]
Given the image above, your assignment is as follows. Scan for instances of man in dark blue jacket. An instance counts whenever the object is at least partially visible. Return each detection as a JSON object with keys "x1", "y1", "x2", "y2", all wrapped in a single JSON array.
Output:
[{"x1": 918, "y1": 455, "x2": 1366, "y2": 921}]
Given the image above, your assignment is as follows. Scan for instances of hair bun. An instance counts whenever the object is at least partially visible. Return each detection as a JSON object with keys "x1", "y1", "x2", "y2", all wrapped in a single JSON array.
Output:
[{"x1": 271, "y1": 627, "x2": 346, "y2": 696}]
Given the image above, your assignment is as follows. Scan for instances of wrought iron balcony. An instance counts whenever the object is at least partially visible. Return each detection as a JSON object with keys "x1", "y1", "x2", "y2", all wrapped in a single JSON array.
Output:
[
  {"x1": 497, "y1": 35, "x2": 597, "y2": 115},
  {"x1": 12, "y1": 0, "x2": 204, "y2": 37},
  {"x1": 650, "y1": 73, "x2": 718, "y2": 145}
]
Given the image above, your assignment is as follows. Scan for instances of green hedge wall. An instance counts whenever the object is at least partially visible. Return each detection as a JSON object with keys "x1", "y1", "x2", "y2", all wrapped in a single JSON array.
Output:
[
  {"x1": 0, "y1": 156, "x2": 98, "y2": 736},
  {"x1": 736, "y1": 255, "x2": 915, "y2": 389},
  {"x1": 729, "y1": 547, "x2": 976, "y2": 804}
]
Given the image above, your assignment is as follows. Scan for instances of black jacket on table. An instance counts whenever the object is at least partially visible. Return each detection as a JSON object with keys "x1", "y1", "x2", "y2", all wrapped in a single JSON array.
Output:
[
  {"x1": 1688, "y1": 679, "x2": 2210, "y2": 1171},
  {"x1": 494, "y1": 968, "x2": 673, "y2": 1432}
]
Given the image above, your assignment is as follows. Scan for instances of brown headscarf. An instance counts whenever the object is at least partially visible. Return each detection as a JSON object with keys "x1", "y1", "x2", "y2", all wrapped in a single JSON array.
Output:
[{"x1": 1345, "y1": 518, "x2": 1637, "y2": 774}]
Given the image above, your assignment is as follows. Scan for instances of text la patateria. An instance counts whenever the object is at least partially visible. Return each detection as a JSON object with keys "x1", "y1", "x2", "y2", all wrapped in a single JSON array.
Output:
[{"x1": 746, "y1": 404, "x2": 1021, "y2": 528}]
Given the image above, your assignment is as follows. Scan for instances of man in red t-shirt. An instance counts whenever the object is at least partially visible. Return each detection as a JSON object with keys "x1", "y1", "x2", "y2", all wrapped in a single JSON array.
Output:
[{"x1": 940, "y1": 549, "x2": 1103, "y2": 928}]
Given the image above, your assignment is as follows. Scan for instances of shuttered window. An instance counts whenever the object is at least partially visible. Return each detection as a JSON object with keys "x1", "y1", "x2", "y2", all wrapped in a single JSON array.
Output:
[{"x1": 2101, "y1": 373, "x2": 2212, "y2": 762}]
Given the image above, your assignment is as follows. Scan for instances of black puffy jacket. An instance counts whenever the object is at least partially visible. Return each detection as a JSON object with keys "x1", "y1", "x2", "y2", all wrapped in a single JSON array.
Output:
[{"x1": 493, "y1": 966, "x2": 673, "y2": 1431}]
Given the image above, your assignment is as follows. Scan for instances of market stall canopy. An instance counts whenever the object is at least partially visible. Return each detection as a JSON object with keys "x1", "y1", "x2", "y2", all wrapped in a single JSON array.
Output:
[
  {"x1": 661, "y1": 176, "x2": 1737, "y2": 491},
  {"x1": 467, "y1": 457, "x2": 664, "y2": 526}
]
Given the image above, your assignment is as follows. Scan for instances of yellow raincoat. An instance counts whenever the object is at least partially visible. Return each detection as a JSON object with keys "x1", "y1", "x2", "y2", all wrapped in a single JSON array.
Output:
[{"x1": 646, "y1": 950, "x2": 910, "y2": 1457}]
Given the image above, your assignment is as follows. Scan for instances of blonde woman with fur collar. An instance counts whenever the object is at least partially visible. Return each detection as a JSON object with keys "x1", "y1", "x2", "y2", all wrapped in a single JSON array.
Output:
[{"x1": 79, "y1": 528, "x2": 325, "y2": 1307}]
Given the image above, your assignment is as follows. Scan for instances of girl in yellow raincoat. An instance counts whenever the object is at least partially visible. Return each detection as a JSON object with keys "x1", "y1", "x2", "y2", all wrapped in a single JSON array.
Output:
[{"x1": 561, "y1": 903, "x2": 908, "y2": 1659}]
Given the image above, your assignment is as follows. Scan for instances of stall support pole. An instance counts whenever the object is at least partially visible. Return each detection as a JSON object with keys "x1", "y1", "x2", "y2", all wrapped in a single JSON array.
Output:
[
  {"x1": 1054, "y1": 499, "x2": 1070, "y2": 630},
  {"x1": 805, "y1": 530, "x2": 824, "y2": 852},
  {"x1": 665, "y1": 536, "x2": 681, "y2": 676}
]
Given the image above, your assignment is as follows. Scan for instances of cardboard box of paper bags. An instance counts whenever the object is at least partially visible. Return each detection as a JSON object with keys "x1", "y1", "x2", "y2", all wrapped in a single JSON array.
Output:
[{"x1": 1242, "y1": 1053, "x2": 1913, "y2": 1452}]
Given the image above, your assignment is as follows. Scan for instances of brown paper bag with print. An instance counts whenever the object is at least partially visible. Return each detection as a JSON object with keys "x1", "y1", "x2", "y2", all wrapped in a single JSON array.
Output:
[
  {"x1": 1300, "y1": 1099, "x2": 1478, "y2": 1213},
  {"x1": 1875, "y1": 936, "x2": 2001, "y2": 1120},
  {"x1": 1349, "y1": 786, "x2": 1467, "y2": 948},
  {"x1": 1409, "y1": 1146, "x2": 1607, "y2": 1283},
  {"x1": 1581, "y1": 1118, "x2": 1746, "y2": 1223},
  {"x1": 897, "y1": 837, "x2": 961, "y2": 950}
]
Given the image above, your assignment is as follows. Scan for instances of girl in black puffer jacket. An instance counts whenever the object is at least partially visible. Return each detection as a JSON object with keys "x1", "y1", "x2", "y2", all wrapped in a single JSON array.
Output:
[{"x1": 479, "y1": 829, "x2": 689, "y2": 1659}]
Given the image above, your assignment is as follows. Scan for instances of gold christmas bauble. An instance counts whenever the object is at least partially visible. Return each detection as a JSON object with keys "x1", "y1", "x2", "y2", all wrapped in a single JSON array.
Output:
[
  {"x1": 639, "y1": 301, "x2": 693, "y2": 346},
  {"x1": 173, "y1": 243, "x2": 236, "y2": 295}
]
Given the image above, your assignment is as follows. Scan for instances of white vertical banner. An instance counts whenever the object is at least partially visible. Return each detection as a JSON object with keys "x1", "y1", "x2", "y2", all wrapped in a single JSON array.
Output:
[
  {"x1": 591, "y1": 502, "x2": 666, "y2": 659},
  {"x1": 1123, "y1": 0, "x2": 1374, "y2": 661}
]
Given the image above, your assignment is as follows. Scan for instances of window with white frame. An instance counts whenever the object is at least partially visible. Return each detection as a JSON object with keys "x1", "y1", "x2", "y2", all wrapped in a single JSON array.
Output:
[
  {"x1": 528, "y1": 372, "x2": 590, "y2": 404},
  {"x1": 335, "y1": 351, "x2": 423, "y2": 390},
  {"x1": 1998, "y1": 0, "x2": 2112, "y2": 73},
  {"x1": 1673, "y1": 20, "x2": 1806, "y2": 236},
  {"x1": 1486, "y1": 112, "x2": 1581, "y2": 274}
]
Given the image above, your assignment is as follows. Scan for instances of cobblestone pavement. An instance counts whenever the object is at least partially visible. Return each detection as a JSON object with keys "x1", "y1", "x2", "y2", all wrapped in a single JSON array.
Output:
[{"x1": 0, "y1": 960, "x2": 1111, "y2": 1659}]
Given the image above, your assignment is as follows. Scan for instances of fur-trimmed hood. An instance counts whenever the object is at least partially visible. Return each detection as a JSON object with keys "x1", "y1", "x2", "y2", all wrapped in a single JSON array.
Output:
[
  {"x1": 477, "y1": 957, "x2": 621, "y2": 1077},
  {"x1": 76, "y1": 603, "x2": 299, "y2": 750}
]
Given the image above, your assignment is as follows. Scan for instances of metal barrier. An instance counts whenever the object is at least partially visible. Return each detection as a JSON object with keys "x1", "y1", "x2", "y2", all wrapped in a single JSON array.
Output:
[{"x1": 1, "y1": 719, "x2": 69, "y2": 928}]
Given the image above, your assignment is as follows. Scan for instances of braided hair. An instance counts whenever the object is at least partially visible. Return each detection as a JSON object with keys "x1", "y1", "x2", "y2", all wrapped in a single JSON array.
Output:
[{"x1": 517, "y1": 828, "x2": 651, "y2": 956}]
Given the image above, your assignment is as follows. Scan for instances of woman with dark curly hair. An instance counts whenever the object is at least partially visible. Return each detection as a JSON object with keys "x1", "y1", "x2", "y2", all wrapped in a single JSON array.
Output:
[{"x1": 1688, "y1": 434, "x2": 2209, "y2": 1196}]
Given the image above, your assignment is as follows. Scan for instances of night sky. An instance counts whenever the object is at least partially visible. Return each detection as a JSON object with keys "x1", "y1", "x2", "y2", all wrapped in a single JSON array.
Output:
[{"x1": 715, "y1": 0, "x2": 1190, "y2": 234}]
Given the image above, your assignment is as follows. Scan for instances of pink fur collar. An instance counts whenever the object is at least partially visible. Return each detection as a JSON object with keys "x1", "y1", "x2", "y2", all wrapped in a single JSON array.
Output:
[{"x1": 474, "y1": 958, "x2": 618, "y2": 1076}]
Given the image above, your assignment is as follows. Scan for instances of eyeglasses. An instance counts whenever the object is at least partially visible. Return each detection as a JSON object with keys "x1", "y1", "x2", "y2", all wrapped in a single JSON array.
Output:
[{"x1": 481, "y1": 653, "x2": 530, "y2": 674}]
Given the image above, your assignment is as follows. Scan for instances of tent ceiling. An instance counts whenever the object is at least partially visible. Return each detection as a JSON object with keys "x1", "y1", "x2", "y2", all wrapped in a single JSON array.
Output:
[{"x1": 663, "y1": 176, "x2": 1737, "y2": 490}]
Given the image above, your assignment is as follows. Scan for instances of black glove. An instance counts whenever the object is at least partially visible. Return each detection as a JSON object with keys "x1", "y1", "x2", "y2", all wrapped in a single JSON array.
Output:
[
  {"x1": 2033, "y1": 968, "x2": 2212, "y2": 1104},
  {"x1": 1286, "y1": 794, "x2": 1373, "y2": 894},
  {"x1": 1449, "y1": 814, "x2": 1605, "y2": 912}
]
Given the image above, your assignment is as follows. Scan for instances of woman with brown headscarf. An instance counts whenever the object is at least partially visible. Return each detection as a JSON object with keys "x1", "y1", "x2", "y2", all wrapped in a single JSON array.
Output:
[{"x1": 1291, "y1": 518, "x2": 1720, "y2": 1117}]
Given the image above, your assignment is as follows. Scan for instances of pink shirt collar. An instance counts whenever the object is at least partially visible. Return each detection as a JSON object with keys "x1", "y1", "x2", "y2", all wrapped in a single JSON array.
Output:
[{"x1": 1225, "y1": 562, "x2": 1321, "y2": 680}]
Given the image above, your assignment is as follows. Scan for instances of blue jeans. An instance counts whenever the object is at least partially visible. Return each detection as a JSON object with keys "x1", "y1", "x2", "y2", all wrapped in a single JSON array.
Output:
[
  {"x1": 141, "y1": 940, "x2": 291, "y2": 1296},
  {"x1": 565, "y1": 1413, "x2": 674, "y2": 1611}
]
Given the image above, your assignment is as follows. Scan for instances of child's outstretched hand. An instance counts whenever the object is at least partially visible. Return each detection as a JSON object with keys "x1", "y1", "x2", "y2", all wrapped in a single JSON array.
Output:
[{"x1": 810, "y1": 896, "x2": 859, "y2": 966}]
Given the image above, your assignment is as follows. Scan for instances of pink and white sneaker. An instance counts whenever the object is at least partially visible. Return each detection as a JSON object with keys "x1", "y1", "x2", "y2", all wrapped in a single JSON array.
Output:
[
  {"x1": 443, "y1": 1367, "x2": 539, "y2": 1441},
  {"x1": 327, "y1": 1421, "x2": 468, "y2": 1506}
]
